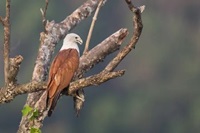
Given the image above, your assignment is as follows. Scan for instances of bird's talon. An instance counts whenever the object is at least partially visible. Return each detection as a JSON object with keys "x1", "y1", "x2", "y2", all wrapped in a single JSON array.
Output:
[{"x1": 76, "y1": 95, "x2": 85, "y2": 102}]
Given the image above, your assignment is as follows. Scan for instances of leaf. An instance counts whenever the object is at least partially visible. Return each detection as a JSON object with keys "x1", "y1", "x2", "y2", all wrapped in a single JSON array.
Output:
[
  {"x1": 30, "y1": 109, "x2": 39, "y2": 120},
  {"x1": 21, "y1": 105, "x2": 33, "y2": 116},
  {"x1": 30, "y1": 127, "x2": 42, "y2": 133}
]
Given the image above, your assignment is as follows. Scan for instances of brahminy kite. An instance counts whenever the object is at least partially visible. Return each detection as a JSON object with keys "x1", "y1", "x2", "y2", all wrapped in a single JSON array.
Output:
[{"x1": 46, "y1": 33, "x2": 82, "y2": 116}]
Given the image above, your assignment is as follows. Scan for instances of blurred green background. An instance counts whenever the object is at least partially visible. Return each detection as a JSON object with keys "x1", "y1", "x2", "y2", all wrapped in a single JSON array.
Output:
[{"x1": 0, "y1": 0, "x2": 200, "y2": 133}]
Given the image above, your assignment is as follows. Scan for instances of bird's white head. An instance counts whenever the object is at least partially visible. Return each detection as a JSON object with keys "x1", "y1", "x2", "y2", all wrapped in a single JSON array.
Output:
[{"x1": 60, "y1": 33, "x2": 83, "y2": 52}]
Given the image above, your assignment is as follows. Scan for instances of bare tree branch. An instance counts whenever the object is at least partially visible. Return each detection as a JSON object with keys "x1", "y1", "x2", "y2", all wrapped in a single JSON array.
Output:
[
  {"x1": 0, "y1": 82, "x2": 46, "y2": 104},
  {"x1": 40, "y1": 0, "x2": 49, "y2": 31},
  {"x1": 103, "y1": 1, "x2": 145, "y2": 73},
  {"x1": 69, "y1": 70, "x2": 125, "y2": 95},
  {"x1": 83, "y1": 0, "x2": 104, "y2": 54},
  {"x1": 125, "y1": 0, "x2": 145, "y2": 13},
  {"x1": 3, "y1": 0, "x2": 11, "y2": 86},
  {"x1": 0, "y1": 69, "x2": 124, "y2": 104},
  {"x1": 1, "y1": 1, "x2": 24, "y2": 87}
]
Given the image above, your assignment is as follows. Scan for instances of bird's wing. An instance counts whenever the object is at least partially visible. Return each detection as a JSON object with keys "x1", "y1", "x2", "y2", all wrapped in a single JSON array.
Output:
[
  {"x1": 47, "y1": 49, "x2": 79, "y2": 97},
  {"x1": 47, "y1": 49, "x2": 79, "y2": 114}
]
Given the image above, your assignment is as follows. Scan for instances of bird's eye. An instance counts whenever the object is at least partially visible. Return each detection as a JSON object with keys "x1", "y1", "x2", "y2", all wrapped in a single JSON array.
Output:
[{"x1": 75, "y1": 36, "x2": 78, "y2": 39}]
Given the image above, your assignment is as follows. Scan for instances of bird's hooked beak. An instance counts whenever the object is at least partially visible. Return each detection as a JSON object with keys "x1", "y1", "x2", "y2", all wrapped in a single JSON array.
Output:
[{"x1": 77, "y1": 37, "x2": 83, "y2": 45}]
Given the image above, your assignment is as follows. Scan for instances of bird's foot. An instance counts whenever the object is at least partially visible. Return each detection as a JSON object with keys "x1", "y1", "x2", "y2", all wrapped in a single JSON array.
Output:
[{"x1": 75, "y1": 95, "x2": 85, "y2": 102}]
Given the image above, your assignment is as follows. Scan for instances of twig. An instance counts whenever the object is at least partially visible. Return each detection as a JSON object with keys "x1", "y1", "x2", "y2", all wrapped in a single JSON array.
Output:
[
  {"x1": 40, "y1": 0, "x2": 49, "y2": 31},
  {"x1": 83, "y1": 0, "x2": 104, "y2": 54},
  {"x1": 125, "y1": 0, "x2": 145, "y2": 13},
  {"x1": 3, "y1": 0, "x2": 11, "y2": 86}
]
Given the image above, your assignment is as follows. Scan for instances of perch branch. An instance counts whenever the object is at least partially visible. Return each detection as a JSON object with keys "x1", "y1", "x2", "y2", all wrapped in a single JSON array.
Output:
[
  {"x1": 83, "y1": 0, "x2": 104, "y2": 54},
  {"x1": 0, "y1": 69, "x2": 124, "y2": 104},
  {"x1": 68, "y1": 70, "x2": 125, "y2": 95}
]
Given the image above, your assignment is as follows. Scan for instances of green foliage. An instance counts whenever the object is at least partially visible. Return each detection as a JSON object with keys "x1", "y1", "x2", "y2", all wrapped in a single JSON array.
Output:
[
  {"x1": 22, "y1": 105, "x2": 33, "y2": 116},
  {"x1": 21, "y1": 105, "x2": 39, "y2": 120},
  {"x1": 30, "y1": 127, "x2": 42, "y2": 133},
  {"x1": 30, "y1": 109, "x2": 39, "y2": 120},
  {"x1": 21, "y1": 105, "x2": 41, "y2": 132},
  {"x1": 22, "y1": 105, "x2": 39, "y2": 120}
]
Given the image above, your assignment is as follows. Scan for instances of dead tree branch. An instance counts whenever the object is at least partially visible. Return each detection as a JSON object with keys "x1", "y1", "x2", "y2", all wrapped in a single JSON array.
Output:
[
  {"x1": 40, "y1": 0, "x2": 49, "y2": 31},
  {"x1": 2, "y1": 0, "x2": 11, "y2": 86},
  {"x1": 103, "y1": 1, "x2": 145, "y2": 73},
  {"x1": 69, "y1": 70, "x2": 125, "y2": 95},
  {"x1": 84, "y1": 0, "x2": 104, "y2": 54},
  {"x1": 0, "y1": 81, "x2": 46, "y2": 104}
]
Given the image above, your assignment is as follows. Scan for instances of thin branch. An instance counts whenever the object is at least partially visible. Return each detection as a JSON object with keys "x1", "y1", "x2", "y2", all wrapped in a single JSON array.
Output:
[
  {"x1": 83, "y1": 0, "x2": 104, "y2": 54},
  {"x1": 0, "y1": 82, "x2": 46, "y2": 104},
  {"x1": 3, "y1": 0, "x2": 11, "y2": 86},
  {"x1": 125, "y1": 0, "x2": 145, "y2": 13},
  {"x1": 68, "y1": 70, "x2": 125, "y2": 95},
  {"x1": 103, "y1": 1, "x2": 145, "y2": 72},
  {"x1": 43, "y1": 0, "x2": 49, "y2": 22},
  {"x1": 40, "y1": 0, "x2": 49, "y2": 31}
]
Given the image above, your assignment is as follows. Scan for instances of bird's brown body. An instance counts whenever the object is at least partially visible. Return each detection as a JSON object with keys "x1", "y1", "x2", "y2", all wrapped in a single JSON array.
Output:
[{"x1": 46, "y1": 33, "x2": 82, "y2": 116}]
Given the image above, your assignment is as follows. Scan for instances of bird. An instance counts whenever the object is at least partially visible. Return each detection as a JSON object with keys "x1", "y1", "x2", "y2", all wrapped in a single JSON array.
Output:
[{"x1": 46, "y1": 33, "x2": 83, "y2": 116}]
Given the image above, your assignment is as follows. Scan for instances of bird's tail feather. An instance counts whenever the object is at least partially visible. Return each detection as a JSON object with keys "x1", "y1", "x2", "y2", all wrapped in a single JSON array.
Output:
[{"x1": 46, "y1": 90, "x2": 61, "y2": 117}]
